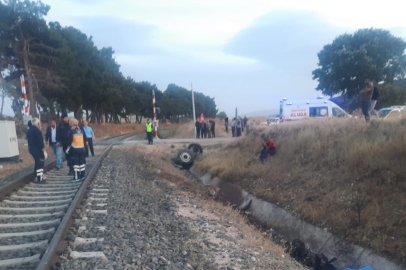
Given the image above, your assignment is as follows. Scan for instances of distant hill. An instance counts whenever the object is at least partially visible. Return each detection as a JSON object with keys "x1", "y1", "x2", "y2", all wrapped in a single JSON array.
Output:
[{"x1": 241, "y1": 109, "x2": 279, "y2": 117}]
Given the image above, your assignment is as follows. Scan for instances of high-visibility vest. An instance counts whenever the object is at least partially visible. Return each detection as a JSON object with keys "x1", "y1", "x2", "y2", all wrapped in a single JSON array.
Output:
[{"x1": 146, "y1": 122, "x2": 152, "y2": 132}]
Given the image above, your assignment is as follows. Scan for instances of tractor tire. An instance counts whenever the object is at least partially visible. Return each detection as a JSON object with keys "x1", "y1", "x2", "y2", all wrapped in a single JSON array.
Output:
[
  {"x1": 188, "y1": 143, "x2": 203, "y2": 155},
  {"x1": 177, "y1": 149, "x2": 195, "y2": 165}
]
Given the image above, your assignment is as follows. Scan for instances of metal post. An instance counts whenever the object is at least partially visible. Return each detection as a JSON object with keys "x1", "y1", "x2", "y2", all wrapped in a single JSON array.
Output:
[
  {"x1": 191, "y1": 83, "x2": 196, "y2": 138},
  {"x1": 152, "y1": 90, "x2": 159, "y2": 139}
]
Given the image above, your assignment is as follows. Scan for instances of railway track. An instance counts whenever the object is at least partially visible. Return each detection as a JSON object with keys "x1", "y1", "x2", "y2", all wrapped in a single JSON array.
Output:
[{"x1": 0, "y1": 133, "x2": 136, "y2": 270}]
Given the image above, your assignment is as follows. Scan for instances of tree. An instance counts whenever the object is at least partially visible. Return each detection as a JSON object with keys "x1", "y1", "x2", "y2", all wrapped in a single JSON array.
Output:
[
  {"x1": 0, "y1": 1, "x2": 219, "y2": 123},
  {"x1": 375, "y1": 83, "x2": 406, "y2": 109},
  {"x1": 0, "y1": 0, "x2": 55, "y2": 117},
  {"x1": 216, "y1": 111, "x2": 227, "y2": 120},
  {"x1": 313, "y1": 28, "x2": 406, "y2": 98}
]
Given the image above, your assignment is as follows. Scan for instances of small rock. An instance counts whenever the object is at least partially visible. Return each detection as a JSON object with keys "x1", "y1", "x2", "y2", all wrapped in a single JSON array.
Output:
[
  {"x1": 159, "y1": 256, "x2": 168, "y2": 265},
  {"x1": 78, "y1": 226, "x2": 86, "y2": 233},
  {"x1": 251, "y1": 256, "x2": 256, "y2": 262}
]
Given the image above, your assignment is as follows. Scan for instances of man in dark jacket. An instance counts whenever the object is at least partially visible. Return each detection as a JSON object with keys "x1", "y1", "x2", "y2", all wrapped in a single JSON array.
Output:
[
  {"x1": 200, "y1": 121, "x2": 207, "y2": 138},
  {"x1": 195, "y1": 120, "x2": 201, "y2": 138},
  {"x1": 27, "y1": 118, "x2": 48, "y2": 183},
  {"x1": 45, "y1": 120, "x2": 63, "y2": 169},
  {"x1": 58, "y1": 112, "x2": 73, "y2": 175},
  {"x1": 209, "y1": 119, "x2": 216, "y2": 138}
]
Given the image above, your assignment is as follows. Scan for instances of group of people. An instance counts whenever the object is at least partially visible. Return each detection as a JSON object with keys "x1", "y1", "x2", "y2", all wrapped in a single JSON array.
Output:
[
  {"x1": 27, "y1": 113, "x2": 95, "y2": 183},
  {"x1": 195, "y1": 119, "x2": 216, "y2": 138},
  {"x1": 359, "y1": 78, "x2": 380, "y2": 122},
  {"x1": 227, "y1": 116, "x2": 249, "y2": 137}
]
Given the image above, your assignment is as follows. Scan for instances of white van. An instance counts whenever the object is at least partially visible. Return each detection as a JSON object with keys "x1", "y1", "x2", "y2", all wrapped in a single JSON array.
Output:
[{"x1": 279, "y1": 97, "x2": 350, "y2": 121}]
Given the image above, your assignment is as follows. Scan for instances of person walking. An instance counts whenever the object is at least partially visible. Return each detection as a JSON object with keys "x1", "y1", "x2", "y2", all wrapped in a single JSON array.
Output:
[
  {"x1": 224, "y1": 116, "x2": 229, "y2": 133},
  {"x1": 245, "y1": 118, "x2": 250, "y2": 134},
  {"x1": 210, "y1": 119, "x2": 216, "y2": 138},
  {"x1": 83, "y1": 121, "x2": 95, "y2": 157},
  {"x1": 58, "y1": 112, "x2": 73, "y2": 175},
  {"x1": 231, "y1": 118, "x2": 237, "y2": 137},
  {"x1": 195, "y1": 120, "x2": 201, "y2": 139},
  {"x1": 200, "y1": 121, "x2": 207, "y2": 138},
  {"x1": 27, "y1": 118, "x2": 48, "y2": 183},
  {"x1": 146, "y1": 119, "x2": 153, "y2": 145},
  {"x1": 66, "y1": 118, "x2": 87, "y2": 181},
  {"x1": 370, "y1": 84, "x2": 379, "y2": 117},
  {"x1": 45, "y1": 120, "x2": 63, "y2": 169},
  {"x1": 243, "y1": 116, "x2": 248, "y2": 131},
  {"x1": 359, "y1": 79, "x2": 374, "y2": 123}
]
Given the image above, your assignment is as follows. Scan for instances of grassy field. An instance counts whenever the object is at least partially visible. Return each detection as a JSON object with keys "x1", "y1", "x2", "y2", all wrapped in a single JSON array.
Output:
[{"x1": 195, "y1": 116, "x2": 406, "y2": 266}]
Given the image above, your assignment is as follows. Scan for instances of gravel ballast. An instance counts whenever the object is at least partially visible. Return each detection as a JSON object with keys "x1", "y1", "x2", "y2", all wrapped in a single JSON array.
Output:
[{"x1": 57, "y1": 147, "x2": 304, "y2": 270}]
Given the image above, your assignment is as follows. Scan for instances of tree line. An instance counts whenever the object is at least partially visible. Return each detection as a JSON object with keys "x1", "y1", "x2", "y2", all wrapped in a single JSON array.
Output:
[
  {"x1": 313, "y1": 28, "x2": 406, "y2": 110},
  {"x1": 0, "y1": 0, "x2": 217, "y2": 123}
]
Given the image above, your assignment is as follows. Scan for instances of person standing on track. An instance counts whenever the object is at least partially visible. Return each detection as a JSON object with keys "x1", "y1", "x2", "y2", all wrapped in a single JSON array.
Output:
[
  {"x1": 200, "y1": 120, "x2": 206, "y2": 138},
  {"x1": 231, "y1": 118, "x2": 237, "y2": 137},
  {"x1": 210, "y1": 119, "x2": 216, "y2": 138},
  {"x1": 146, "y1": 119, "x2": 153, "y2": 145},
  {"x1": 27, "y1": 118, "x2": 48, "y2": 183},
  {"x1": 236, "y1": 117, "x2": 242, "y2": 137},
  {"x1": 45, "y1": 120, "x2": 63, "y2": 169},
  {"x1": 66, "y1": 118, "x2": 87, "y2": 181},
  {"x1": 206, "y1": 120, "x2": 212, "y2": 138},
  {"x1": 195, "y1": 119, "x2": 201, "y2": 139},
  {"x1": 58, "y1": 112, "x2": 73, "y2": 175},
  {"x1": 83, "y1": 121, "x2": 95, "y2": 157}
]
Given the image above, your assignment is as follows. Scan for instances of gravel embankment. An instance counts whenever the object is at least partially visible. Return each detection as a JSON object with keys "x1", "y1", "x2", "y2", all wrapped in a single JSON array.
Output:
[{"x1": 57, "y1": 147, "x2": 304, "y2": 270}]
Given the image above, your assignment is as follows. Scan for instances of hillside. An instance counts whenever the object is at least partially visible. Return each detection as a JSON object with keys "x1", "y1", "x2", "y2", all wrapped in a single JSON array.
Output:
[{"x1": 195, "y1": 116, "x2": 406, "y2": 267}]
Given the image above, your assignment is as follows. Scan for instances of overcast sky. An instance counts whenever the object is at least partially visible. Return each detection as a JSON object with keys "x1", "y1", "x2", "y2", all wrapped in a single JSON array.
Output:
[{"x1": 3, "y1": 0, "x2": 406, "y2": 116}]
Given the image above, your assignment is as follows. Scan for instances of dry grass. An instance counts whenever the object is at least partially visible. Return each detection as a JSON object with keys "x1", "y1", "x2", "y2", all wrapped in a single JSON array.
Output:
[
  {"x1": 39, "y1": 122, "x2": 187, "y2": 140},
  {"x1": 195, "y1": 116, "x2": 406, "y2": 266}
]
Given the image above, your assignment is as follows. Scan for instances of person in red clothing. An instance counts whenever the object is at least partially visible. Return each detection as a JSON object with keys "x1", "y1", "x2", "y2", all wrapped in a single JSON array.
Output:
[{"x1": 260, "y1": 138, "x2": 276, "y2": 162}]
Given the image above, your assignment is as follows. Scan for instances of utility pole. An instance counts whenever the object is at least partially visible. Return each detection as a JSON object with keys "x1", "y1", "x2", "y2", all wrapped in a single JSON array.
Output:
[{"x1": 191, "y1": 83, "x2": 196, "y2": 138}]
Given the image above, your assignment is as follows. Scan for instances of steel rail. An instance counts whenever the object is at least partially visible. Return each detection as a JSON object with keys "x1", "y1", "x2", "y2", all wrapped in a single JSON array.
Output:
[{"x1": 35, "y1": 144, "x2": 113, "y2": 270}]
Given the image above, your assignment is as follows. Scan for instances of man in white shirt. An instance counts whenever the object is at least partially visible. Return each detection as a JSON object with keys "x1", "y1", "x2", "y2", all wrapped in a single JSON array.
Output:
[{"x1": 45, "y1": 120, "x2": 63, "y2": 169}]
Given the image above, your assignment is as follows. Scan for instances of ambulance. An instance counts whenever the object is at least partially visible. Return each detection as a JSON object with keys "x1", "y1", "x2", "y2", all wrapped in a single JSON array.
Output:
[{"x1": 279, "y1": 96, "x2": 350, "y2": 121}]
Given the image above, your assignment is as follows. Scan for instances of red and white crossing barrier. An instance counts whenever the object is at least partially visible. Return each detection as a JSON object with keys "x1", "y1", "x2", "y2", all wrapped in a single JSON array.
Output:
[
  {"x1": 20, "y1": 75, "x2": 29, "y2": 115},
  {"x1": 152, "y1": 90, "x2": 158, "y2": 138}
]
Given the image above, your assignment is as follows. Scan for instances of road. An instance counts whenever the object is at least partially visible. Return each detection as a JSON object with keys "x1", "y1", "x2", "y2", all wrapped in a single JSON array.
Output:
[{"x1": 18, "y1": 137, "x2": 236, "y2": 146}]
